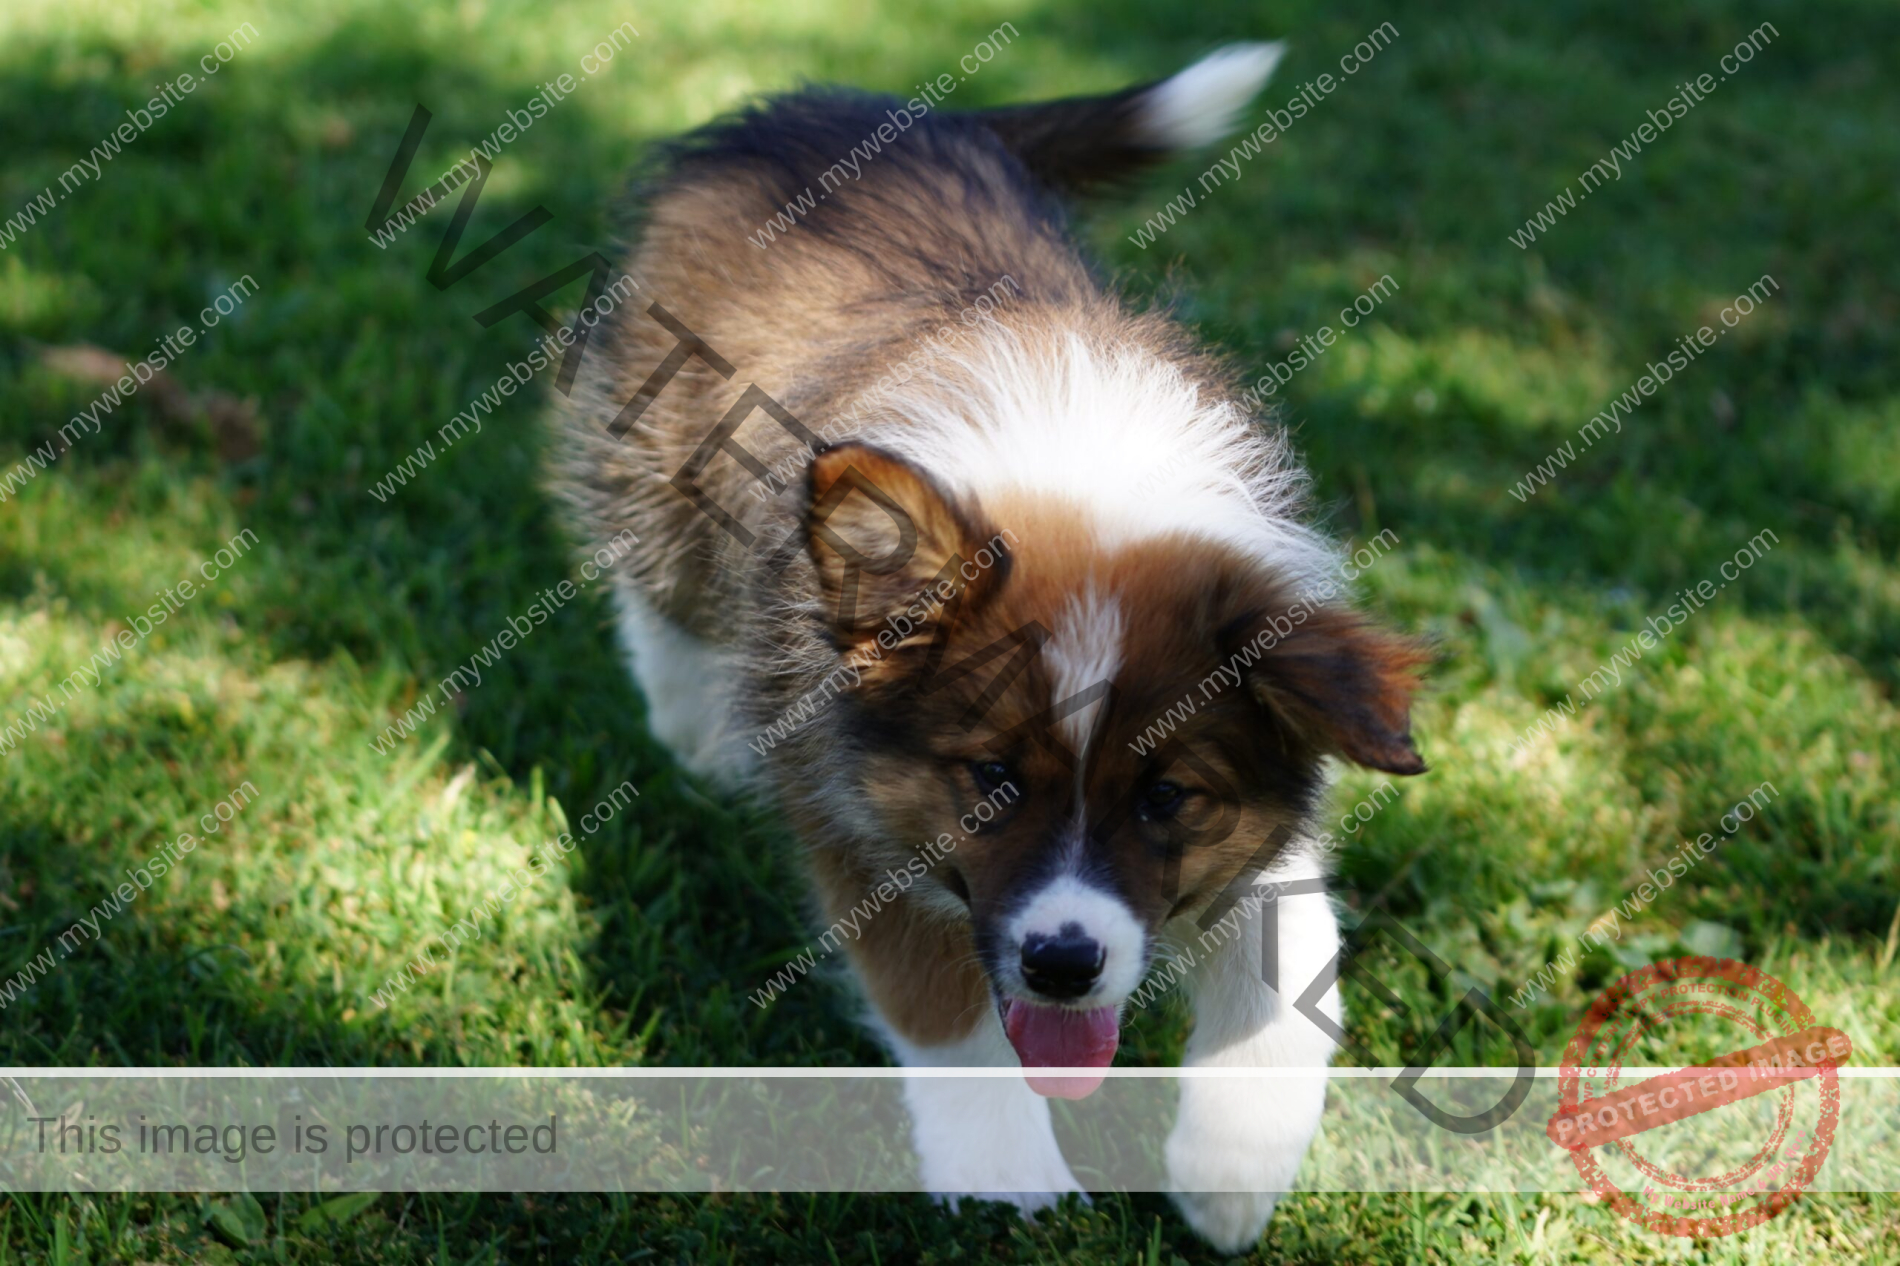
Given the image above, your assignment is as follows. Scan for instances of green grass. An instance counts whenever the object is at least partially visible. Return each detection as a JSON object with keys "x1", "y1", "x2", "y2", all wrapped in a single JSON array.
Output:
[{"x1": 1, "y1": 0, "x2": 1896, "y2": 1259}]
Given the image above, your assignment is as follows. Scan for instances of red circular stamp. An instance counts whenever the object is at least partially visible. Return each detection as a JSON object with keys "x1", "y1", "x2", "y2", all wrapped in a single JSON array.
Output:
[{"x1": 1546, "y1": 956, "x2": 1849, "y2": 1237}]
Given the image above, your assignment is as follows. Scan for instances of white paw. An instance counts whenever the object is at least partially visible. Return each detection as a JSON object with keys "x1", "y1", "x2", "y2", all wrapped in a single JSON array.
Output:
[
  {"x1": 1166, "y1": 1118, "x2": 1284, "y2": 1251},
  {"x1": 893, "y1": 1020, "x2": 1090, "y2": 1221},
  {"x1": 917, "y1": 1129, "x2": 1086, "y2": 1213},
  {"x1": 1169, "y1": 1187, "x2": 1279, "y2": 1254},
  {"x1": 1165, "y1": 1078, "x2": 1320, "y2": 1251}
]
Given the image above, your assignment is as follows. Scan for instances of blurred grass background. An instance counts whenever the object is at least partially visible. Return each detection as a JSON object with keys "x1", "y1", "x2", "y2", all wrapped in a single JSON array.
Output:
[{"x1": 0, "y1": 0, "x2": 1896, "y2": 1260}]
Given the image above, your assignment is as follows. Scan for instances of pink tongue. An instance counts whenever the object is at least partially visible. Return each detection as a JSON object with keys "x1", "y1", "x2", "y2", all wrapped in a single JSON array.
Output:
[{"x1": 1003, "y1": 1001, "x2": 1120, "y2": 1099}]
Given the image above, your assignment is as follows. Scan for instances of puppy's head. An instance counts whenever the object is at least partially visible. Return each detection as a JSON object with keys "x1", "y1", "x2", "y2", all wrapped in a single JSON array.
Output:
[{"x1": 805, "y1": 443, "x2": 1428, "y2": 1093}]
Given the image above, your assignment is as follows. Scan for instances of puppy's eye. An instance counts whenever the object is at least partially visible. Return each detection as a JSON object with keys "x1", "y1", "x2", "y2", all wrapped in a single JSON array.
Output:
[
  {"x1": 970, "y1": 760, "x2": 1015, "y2": 795},
  {"x1": 1137, "y1": 781, "x2": 1186, "y2": 821}
]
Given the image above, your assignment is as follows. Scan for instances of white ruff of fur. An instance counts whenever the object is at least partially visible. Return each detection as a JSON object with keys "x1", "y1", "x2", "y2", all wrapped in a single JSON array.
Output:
[{"x1": 870, "y1": 322, "x2": 1339, "y2": 587}]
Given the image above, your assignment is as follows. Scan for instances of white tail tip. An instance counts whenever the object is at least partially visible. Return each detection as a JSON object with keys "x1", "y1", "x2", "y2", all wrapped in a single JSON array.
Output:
[{"x1": 1137, "y1": 42, "x2": 1287, "y2": 149}]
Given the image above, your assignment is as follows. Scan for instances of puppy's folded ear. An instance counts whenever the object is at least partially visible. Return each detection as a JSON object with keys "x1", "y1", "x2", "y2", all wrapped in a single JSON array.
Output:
[
  {"x1": 1239, "y1": 606, "x2": 1429, "y2": 776},
  {"x1": 805, "y1": 443, "x2": 1007, "y2": 658}
]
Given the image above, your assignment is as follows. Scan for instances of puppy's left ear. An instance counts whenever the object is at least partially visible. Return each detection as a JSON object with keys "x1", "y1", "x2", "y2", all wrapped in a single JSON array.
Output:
[
  {"x1": 805, "y1": 442, "x2": 1006, "y2": 655},
  {"x1": 1243, "y1": 607, "x2": 1430, "y2": 775}
]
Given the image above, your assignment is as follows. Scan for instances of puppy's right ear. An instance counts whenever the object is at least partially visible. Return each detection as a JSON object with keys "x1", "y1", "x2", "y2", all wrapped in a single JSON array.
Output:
[{"x1": 805, "y1": 443, "x2": 1007, "y2": 661}]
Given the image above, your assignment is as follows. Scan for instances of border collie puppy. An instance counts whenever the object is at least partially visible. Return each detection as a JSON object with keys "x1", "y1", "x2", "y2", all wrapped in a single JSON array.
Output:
[{"x1": 549, "y1": 42, "x2": 1427, "y2": 1251}]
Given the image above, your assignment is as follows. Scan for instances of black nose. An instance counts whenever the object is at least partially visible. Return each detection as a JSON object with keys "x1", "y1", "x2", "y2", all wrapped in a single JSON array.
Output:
[{"x1": 1020, "y1": 924, "x2": 1104, "y2": 999}]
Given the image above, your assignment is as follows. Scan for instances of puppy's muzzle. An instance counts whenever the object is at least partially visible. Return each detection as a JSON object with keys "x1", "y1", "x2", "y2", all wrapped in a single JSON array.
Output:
[{"x1": 1019, "y1": 923, "x2": 1105, "y2": 999}]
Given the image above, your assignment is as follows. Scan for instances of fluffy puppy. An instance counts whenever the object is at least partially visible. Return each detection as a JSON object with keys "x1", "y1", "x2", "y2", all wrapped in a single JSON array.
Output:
[{"x1": 548, "y1": 42, "x2": 1428, "y2": 1251}]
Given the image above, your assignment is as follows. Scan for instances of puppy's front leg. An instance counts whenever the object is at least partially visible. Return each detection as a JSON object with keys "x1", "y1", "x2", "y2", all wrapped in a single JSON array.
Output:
[
  {"x1": 1166, "y1": 850, "x2": 1339, "y2": 1252},
  {"x1": 827, "y1": 874, "x2": 1085, "y2": 1215},
  {"x1": 883, "y1": 1009, "x2": 1086, "y2": 1214}
]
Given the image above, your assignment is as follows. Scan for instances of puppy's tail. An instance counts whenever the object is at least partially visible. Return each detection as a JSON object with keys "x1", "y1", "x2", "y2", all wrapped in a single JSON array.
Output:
[{"x1": 971, "y1": 43, "x2": 1285, "y2": 195}]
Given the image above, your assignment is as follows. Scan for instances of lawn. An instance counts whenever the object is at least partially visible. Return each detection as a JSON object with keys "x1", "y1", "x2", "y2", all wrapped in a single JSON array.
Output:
[{"x1": 0, "y1": 0, "x2": 1896, "y2": 1260}]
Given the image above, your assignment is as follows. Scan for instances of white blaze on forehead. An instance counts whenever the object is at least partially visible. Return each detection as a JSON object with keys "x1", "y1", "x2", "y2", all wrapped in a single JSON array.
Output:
[{"x1": 1047, "y1": 587, "x2": 1123, "y2": 765}]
